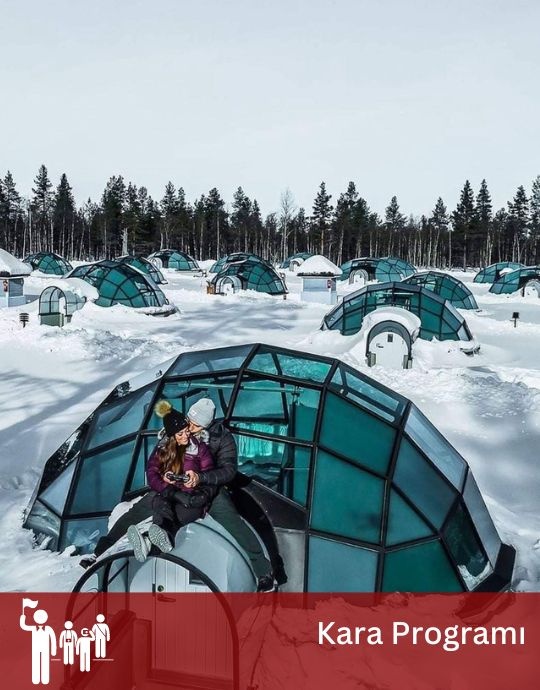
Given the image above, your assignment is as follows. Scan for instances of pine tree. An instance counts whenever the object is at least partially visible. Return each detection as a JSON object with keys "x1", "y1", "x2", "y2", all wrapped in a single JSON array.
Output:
[
  {"x1": 0, "y1": 171, "x2": 22, "y2": 253},
  {"x1": 205, "y1": 188, "x2": 226, "y2": 259},
  {"x1": 231, "y1": 187, "x2": 252, "y2": 253},
  {"x1": 507, "y1": 185, "x2": 529, "y2": 262},
  {"x1": 430, "y1": 197, "x2": 449, "y2": 266},
  {"x1": 31, "y1": 164, "x2": 53, "y2": 252},
  {"x1": 451, "y1": 180, "x2": 476, "y2": 268},
  {"x1": 53, "y1": 173, "x2": 75, "y2": 257},
  {"x1": 101, "y1": 175, "x2": 126, "y2": 257},
  {"x1": 311, "y1": 182, "x2": 332, "y2": 255},
  {"x1": 528, "y1": 176, "x2": 540, "y2": 264},
  {"x1": 384, "y1": 195, "x2": 406, "y2": 255},
  {"x1": 475, "y1": 179, "x2": 493, "y2": 265}
]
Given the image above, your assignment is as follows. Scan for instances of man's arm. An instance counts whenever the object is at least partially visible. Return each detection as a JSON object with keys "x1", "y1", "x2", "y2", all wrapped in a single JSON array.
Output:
[
  {"x1": 19, "y1": 614, "x2": 34, "y2": 632},
  {"x1": 48, "y1": 628, "x2": 57, "y2": 656},
  {"x1": 197, "y1": 430, "x2": 237, "y2": 486}
]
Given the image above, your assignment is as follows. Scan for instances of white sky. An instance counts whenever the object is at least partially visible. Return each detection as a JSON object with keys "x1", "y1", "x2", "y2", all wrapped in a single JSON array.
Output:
[{"x1": 0, "y1": 0, "x2": 539, "y2": 217}]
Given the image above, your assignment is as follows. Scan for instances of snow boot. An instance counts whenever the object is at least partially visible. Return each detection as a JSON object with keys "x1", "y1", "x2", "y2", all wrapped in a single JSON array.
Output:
[
  {"x1": 148, "y1": 524, "x2": 173, "y2": 553},
  {"x1": 127, "y1": 525, "x2": 151, "y2": 562}
]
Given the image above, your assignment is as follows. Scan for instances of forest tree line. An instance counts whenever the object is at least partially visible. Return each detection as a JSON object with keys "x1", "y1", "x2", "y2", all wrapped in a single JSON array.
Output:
[{"x1": 1, "y1": 165, "x2": 539, "y2": 268}]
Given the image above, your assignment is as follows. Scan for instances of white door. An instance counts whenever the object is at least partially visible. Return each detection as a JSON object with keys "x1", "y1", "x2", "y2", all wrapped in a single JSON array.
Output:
[{"x1": 369, "y1": 331, "x2": 409, "y2": 369}]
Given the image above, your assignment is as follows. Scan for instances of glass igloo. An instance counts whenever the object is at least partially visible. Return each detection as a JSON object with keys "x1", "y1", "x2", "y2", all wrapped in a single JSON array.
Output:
[
  {"x1": 474, "y1": 262, "x2": 524, "y2": 284},
  {"x1": 340, "y1": 256, "x2": 416, "y2": 283},
  {"x1": 210, "y1": 258, "x2": 288, "y2": 295},
  {"x1": 24, "y1": 252, "x2": 73, "y2": 276},
  {"x1": 210, "y1": 253, "x2": 273, "y2": 274},
  {"x1": 66, "y1": 260, "x2": 171, "y2": 310},
  {"x1": 402, "y1": 271, "x2": 478, "y2": 309},
  {"x1": 280, "y1": 252, "x2": 313, "y2": 269},
  {"x1": 489, "y1": 266, "x2": 540, "y2": 295},
  {"x1": 323, "y1": 282, "x2": 477, "y2": 348},
  {"x1": 24, "y1": 344, "x2": 513, "y2": 592},
  {"x1": 116, "y1": 255, "x2": 167, "y2": 284},
  {"x1": 147, "y1": 249, "x2": 200, "y2": 271}
]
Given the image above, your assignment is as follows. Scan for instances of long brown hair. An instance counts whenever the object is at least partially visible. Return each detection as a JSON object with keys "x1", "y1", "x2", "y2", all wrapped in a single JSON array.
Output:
[{"x1": 158, "y1": 436, "x2": 187, "y2": 475}]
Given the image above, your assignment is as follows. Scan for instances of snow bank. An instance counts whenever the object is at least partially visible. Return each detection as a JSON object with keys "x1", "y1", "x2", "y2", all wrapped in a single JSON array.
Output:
[
  {"x1": 297, "y1": 255, "x2": 342, "y2": 276},
  {"x1": 0, "y1": 249, "x2": 32, "y2": 275}
]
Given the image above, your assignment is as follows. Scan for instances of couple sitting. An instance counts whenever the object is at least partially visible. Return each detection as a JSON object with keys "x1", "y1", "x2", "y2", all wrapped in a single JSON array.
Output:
[{"x1": 81, "y1": 398, "x2": 275, "y2": 592}]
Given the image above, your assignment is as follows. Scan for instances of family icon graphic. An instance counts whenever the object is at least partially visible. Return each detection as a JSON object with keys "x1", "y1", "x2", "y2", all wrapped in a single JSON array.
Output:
[{"x1": 19, "y1": 598, "x2": 111, "y2": 685}]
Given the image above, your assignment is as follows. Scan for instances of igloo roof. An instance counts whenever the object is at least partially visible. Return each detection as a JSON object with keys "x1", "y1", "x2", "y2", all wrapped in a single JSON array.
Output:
[
  {"x1": 323, "y1": 282, "x2": 476, "y2": 345},
  {"x1": 24, "y1": 343, "x2": 513, "y2": 592},
  {"x1": 297, "y1": 255, "x2": 342, "y2": 276},
  {"x1": 23, "y1": 252, "x2": 73, "y2": 276},
  {"x1": 489, "y1": 266, "x2": 540, "y2": 294},
  {"x1": 402, "y1": 271, "x2": 478, "y2": 309},
  {"x1": 474, "y1": 262, "x2": 524, "y2": 284},
  {"x1": 0, "y1": 248, "x2": 32, "y2": 276},
  {"x1": 280, "y1": 252, "x2": 313, "y2": 269},
  {"x1": 148, "y1": 249, "x2": 200, "y2": 271},
  {"x1": 66, "y1": 260, "x2": 170, "y2": 309},
  {"x1": 340, "y1": 256, "x2": 416, "y2": 282},
  {"x1": 210, "y1": 258, "x2": 288, "y2": 295},
  {"x1": 210, "y1": 253, "x2": 273, "y2": 274},
  {"x1": 117, "y1": 255, "x2": 167, "y2": 284}
]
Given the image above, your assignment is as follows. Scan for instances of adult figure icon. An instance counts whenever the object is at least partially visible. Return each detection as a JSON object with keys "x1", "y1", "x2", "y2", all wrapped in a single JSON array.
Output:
[
  {"x1": 19, "y1": 601, "x2": 57, "y2": 685},
  {"x1": 91, "y1": 614, "x2": 110, "y2": 658},
  {"x1": 76, "y1": 628, "x2": 95, "y2": 672},
  {"x1": 59, "y1": 621, "x2": 78, "y2": 665}
]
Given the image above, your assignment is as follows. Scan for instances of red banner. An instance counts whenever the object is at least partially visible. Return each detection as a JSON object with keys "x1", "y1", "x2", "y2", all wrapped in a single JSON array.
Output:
[{"x1": 1, "y1": 593, "x2": 538, "y2": 689}]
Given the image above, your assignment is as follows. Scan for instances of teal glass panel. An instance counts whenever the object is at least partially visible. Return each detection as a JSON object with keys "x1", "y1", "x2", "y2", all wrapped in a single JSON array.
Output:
[
  {"x1": 405, "y1": 406, "x2": 466, "y2": 489},
  {"x1": 24, "y1": 501, "x2": 61, "y2": 549},
  {"x1": 382, "y1": 540, "x2": 463, "y2": 592},
  {"x1": 153, "y1": 377, "x2": 234, "y2": 427},
  {"x1": 385, "y1": 490, "x2": 435, "y2": 546},
  {"x1": 63, "y1": 517, "x2": 108, "y2": 554},
  {"x1": 281, "y1": 445, "x2": 311, "y2": 506},
  {"x1": 88, "y1": 384, "x2": 157, "y2": 450},
  {"x1": 394, "y1": 439, "x2": 456, "y2": 528},
  {"x1": 308, "y1": 536, "x2": 378, "y2": 591},
  {"x1": 40, "y1": 462, "x2": 77, "y2": 515},
  {"x1": 311, "y1": 451, "x2": 384, "y2": 543},
  {"x1": 249, "y1": 348, "x2": 331, "y2": 383},
  {"x1": 232, "y1": 379, "x2": 320, "y2": 441},
  {"x1": 130, "y1": 436, "x2": 159, "y2": 491},
  {"x1": 70, "y1": 440, "x2": 136, "y2": 514},
  {"x1": 167, "y1": 345, "x2": 253, "y2": 375},
  {"x1": 320, "y1": 393, "x2": 396, "y2": 474},
  {"x1": 463, "y1": 473, "x2": 501, "y2": 567},
  {"x1": 330, "y1": 367, "x2": 405, "y2": 422},
  {"x1": 443, "y1": 503, "x2": 491, "y2": 589}
]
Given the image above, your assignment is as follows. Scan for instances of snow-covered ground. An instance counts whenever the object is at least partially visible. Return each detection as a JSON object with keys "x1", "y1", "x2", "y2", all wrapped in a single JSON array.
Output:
[{"x1": 0, "y1": 267, "x2": 538, "y2": 591}]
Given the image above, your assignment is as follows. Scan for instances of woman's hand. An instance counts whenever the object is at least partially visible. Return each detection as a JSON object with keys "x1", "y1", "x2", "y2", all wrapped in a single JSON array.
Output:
[
  {"x1": 184, "y1": 470, "x2": 200, "y2": 489},
  {"x1": 162, "y1": 472, "x2": 177, "y2": 485}
]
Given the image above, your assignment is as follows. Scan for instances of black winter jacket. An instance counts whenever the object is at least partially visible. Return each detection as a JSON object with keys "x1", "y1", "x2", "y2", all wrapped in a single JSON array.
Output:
[{"x1": 197, "y1": 421, "x2": 237, "y2": 487}]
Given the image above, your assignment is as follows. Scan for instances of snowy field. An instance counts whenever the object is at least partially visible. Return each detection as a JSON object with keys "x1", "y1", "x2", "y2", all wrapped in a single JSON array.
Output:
[{"x1": 0, "y1": 267, "x2": 538, "y2": 592}]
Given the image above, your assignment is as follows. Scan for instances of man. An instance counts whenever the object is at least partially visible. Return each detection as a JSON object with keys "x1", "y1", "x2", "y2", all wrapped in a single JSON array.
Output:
[{"x1": 81, "y1": 398, "x2": 275, "y2": 592}]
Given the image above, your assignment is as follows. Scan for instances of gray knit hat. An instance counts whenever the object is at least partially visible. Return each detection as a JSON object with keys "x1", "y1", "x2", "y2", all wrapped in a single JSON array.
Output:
[{"x1": 187, "y1": 398, "x2": 216, "y2": 428}]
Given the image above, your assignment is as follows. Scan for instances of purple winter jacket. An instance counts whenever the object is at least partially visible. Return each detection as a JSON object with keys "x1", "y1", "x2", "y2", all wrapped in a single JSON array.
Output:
[{"x1": 146, "y1": 437, "x2": 214, "y2": 494}]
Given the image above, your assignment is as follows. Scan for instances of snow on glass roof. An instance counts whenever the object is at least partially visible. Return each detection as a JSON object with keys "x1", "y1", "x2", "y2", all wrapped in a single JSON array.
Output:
[
  {"x1": 474, "y1": 262, "x2": 524, "y2": 284},
  {"x1": 210, "y1": 253, "x2": 273, "y2": 274},
  {"x1": 323, "y1": 282, "x2": 476, "y2": 346},
  {"x1": 489, "y1": 266, "x2": 540, "y2": 294},
  {"x1": 0, "y1": 248, "x2": 32, "y2": 276},
  {"x1": 66, "y1": 260, "x2": 170, "y2": 309},
  {"x1": 117, "y1": 255, "x2": 167, "y2": 284},
  {"x1": 23, "y1": 252, "x2": 73, "y2": 276},
  {"x1": 297, "y1": 255, "x2": 342, "y2": 276},
  {"x1": 340, "y1": 256, "x2": 416, "y2": 282},
  {"x1": 148, "y1": 249, "x2": 200, "y2": 271},
  {"x1": 24, "y1": 344, "x2": 513, "y2": 592},
  {"x1": 402, "y1": 271, "x2": 478, "y2": 310},
  {"x1": 280, "y1": 252, "x2": 313, "y2": 269},
  {"x1": 210, "y1": 258, "x2": 288, "y2": 295}
]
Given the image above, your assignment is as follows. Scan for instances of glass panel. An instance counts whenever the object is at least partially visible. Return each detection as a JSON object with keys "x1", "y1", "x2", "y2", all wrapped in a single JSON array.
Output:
[
  {"x1": 405, "y1": 406, "x2": 466, "y2": 490},
  {"x1": 329, "y1": 367, "x2": 404, "y2": 423},
  {"x1": 382, "y1": 541, "x2": 463, "y2": 592},
  {"x1": 40, "y1": 423, "x2": 89, "y2": 491},
  {"x1": 167, "y1": 345, "x2": 253, "y2": 375},
  {"x1": 248, "y1": 348, "x2": 331, "y2": 383},
  {"x1": 443, "y1": 502, "x2": 492, "y2": 590},
  {"x1": 88, "y1": 384, "x2": 157, "y2": 450},
  {"x1": 311, "y1": 451, "x2": 384, "y2": 543},
  {"x1": 130, "y1": 436, "x2": 159, "y2": 492},
  {"x1": 62, "y1": 517, "x2": 109, "y2": 554},
  {"x1": 320, "y1": 393, "x2": 396, "y2": 474},
  {"x1": 154, "y1": 376, "x2": 235, "y2": 426},
  {"x1": 308, "y1": 536, "x2": 378, "y2": 591},
  {"x1": 385, "y1": 490, "x2": 435, "y2": 546},
  {"x1": 463, "y1": 473, "x2": 501, "y2": 567},
  {"x1": 281, "y1": 446, "x2": 311, "y2": 506},
  {"x1": 232, "y1": 378, "x2": 320, "y2": 441},
  {"x1": 24, "y1": 501, "x2": 61, "y2": 551},
  {"x1": 40, "y1": 462, "x2": 77, "y2": 515},
  {"x1": 394, "y1": 439, "x2": 456, "y2": 528},
  {"x1": 70, "y1": 440, "x2": 136, "y2": 514}
]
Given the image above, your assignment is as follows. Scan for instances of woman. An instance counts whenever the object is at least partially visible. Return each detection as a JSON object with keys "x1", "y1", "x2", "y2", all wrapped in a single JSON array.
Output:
[{"x1": 127, "y1": 400, "x2": 214, "y2": 560}]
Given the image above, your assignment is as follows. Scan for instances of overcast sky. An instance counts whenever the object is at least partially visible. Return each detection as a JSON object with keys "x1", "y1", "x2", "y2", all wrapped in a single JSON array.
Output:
[{"x1": 1, "y1": 0, "x2": 539, "y2": 217}]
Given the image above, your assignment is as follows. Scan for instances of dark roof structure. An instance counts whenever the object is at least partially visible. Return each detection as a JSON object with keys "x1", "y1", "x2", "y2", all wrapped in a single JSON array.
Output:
[
  {"x1": 117, "y1": 255, "x2": 167, "y2": 284},
  {"x1": 23, "y1": 252, "x2": 73, "y2": 276},
  {"x1": 340, "y1": 256, "x2": 416, "y2": 282},
  {"x1": 474, "y1": 262, "x2": 524, "y2": 284},
  {"x1": 323, "y1": 282, "x2": 477, "y2": 347},
  {"x1": 210, "y1": 253, "x2": 273, "y2": 274},
  {"x1": 402, "y1": 271, "x2": 479, "y2": 309},
  {"x1": 24, "y1": 344, "x2": 513, "y2": 592},
  {"x1": 147, "y1": 249, "x2": 200, "y2": 271},
  {"x1": 66, "y1": 260, "x2": 171, "y2": 309},
  {"x1": 210, "y1": 259, "x2": 288, "y2": 295},
  {"x1": 489, "y1": 266, "x2": 540, "y2": 295},
  {"x1": 280, "y1": 252, "x2": 314, "y2": 269}
]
